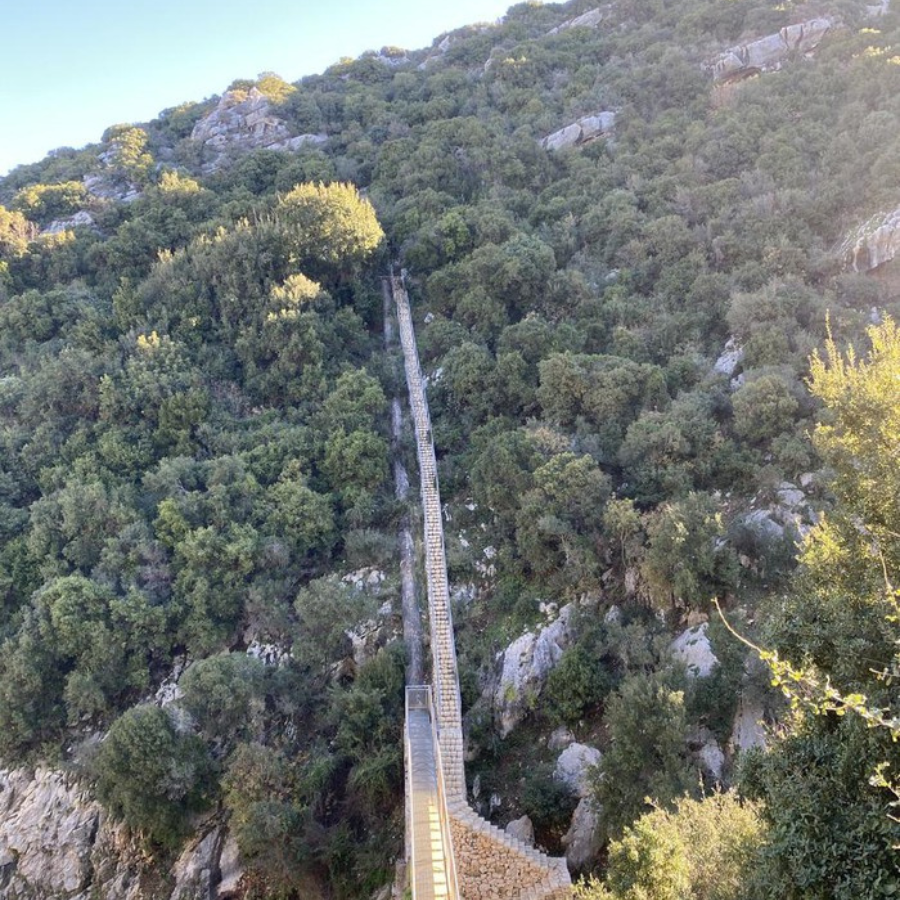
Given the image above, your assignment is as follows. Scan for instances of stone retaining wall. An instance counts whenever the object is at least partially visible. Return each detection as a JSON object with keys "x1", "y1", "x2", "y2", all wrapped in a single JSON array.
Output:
[{"x1": 448, "y1": 803, "x2": 571, "y2": 900}]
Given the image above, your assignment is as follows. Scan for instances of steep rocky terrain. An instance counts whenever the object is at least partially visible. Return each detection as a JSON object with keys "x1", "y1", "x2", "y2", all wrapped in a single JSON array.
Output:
[{"x1": 2, "y1": 0, "x2": 900, "y2": 897}]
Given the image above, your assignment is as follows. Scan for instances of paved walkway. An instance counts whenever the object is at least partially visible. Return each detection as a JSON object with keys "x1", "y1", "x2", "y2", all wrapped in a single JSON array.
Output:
[{"x1": 408, "y1": 704, "x2": 453, "y2": 900}]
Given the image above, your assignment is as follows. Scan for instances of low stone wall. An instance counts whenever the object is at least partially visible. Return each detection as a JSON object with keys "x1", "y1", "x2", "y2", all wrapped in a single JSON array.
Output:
[{"x1": 448, "y1": 802, "x2": 571, "y2": 900}]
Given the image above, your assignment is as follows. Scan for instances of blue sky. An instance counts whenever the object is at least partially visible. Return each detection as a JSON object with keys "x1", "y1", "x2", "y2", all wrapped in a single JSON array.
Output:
[{"x1": 0, "y1": 0, "x2": 516, "y2": 176}]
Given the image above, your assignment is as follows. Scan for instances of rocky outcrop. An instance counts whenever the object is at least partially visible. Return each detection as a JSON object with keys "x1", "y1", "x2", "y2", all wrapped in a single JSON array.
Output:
[
  {"x1": 504, "y1": 815, "x2": 535, "y2": 846},
  {"x1": 190, "y1": 87, "x2": 327, "y2": 171},
  {"x1": 730, "y1": 694, "x2": 768, "y2": 754},
  {"x1": 540, "y1": 112, "x2": 616, "y2": 151},
  {"x1": 713, "y1": 337, "x2": 744, "y2": 378},
  {"x1": 706, "y1": 16, "x2": 838, "y2": 82},
  {"x1": 547, "y1": 726, "x2": 575, "y2": 752},
  {"x1": 170, "y1": 827, "x2": 225, "y2": 900},
  {"x1": 554, "y1": 743, "x2": 601, "y2": 799},
  {"x1": 561, "y1": 799, "x2": 602, "y2": 871},
  {"x1": 0, "y1": 767, "x2": 100, "y2": 898},
  {"x1": 492, "y1": 603, "x2": 576, "y2": 737},
  {"x1": 841, "y1": 206, "x2": 900, "y2": 272},
  {"x1": 0, "y1": 767, "x2": 241, "y2": 900},
  {"x1": 732, "y1": 481, "x2": 816, "y2": 551},
  {"x1": 546, "y1": 7, "x2": 608, "y2": 36},
  {"x1": 670, "y1": 623, "x2": 718, "y2": 678},
  {"x1": 83, "y1": 173, "x2": 141, "y2": 204},
  {"x1": 42, "y1": 211, "x2": 96, "y2": 236},
  {"x1": 698, "y1": 737, "x2": 726, "y2": 781}
]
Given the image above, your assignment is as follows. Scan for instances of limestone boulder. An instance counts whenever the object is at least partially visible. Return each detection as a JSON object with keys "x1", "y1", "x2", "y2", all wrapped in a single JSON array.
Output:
[
  {"x1": 730, "y1": 694, "x2": 768, "y2": 754},
  {"x1": 548, "y1": 726, "x2": 575, "y2": 752},
  {"x1": 554, "y1": 743, "x2": 601, "y2": 799},
  {"x1": 83, "y1": 172, "x2": 141, "y2": 204},
  {"x1": 670, "y1": 623, "x2": 718, "y2": 679},
  {"x1": 562, "y1": 798, "x2": 602, "y2": 871},
  {"x1": 540, "y1": 112, "x2": 616, "y2": 151},
  {"x1": 699, "y1": 738, "x2": 726, "y2": 781},
  {"x1": 547, "y1": 7, "x2": 607, "y2": 35},
  {"x1": 493, "y1": 604, "x2": 575, "y2": 737},
  {"x1": 42, "y1": 210, "x2": 96, "y2": 236},
  {"x1": 191, "y1": 87, "x2": 327, "y2": 171},
  {"x1": 170, "y1": 827, "x2": 224, "y2": 900},
  {"x1": 0, "y1": 767, "x2": 101, "y2": 898},
  {"x1": 842, "y1": 206, "x2": 900, "y2": 273},
  {"x1": 707, "y1": 16, "x2": 838, "y2": 82},
  {"x1": 505, "y1": 815, "x2": 535, "y2": 847},
  {"x1": 713, "y1": 337, "x2": 743, "y2": 378}
]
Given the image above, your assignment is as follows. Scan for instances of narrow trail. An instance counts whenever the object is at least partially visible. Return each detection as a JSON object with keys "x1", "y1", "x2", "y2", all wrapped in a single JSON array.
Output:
[{"x1": 383, "y1": 277, "x2": 424, "y2": 686}]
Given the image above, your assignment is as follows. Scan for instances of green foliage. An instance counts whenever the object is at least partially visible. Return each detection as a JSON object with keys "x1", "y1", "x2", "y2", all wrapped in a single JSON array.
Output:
[
  {"x1": 544, "y1": 644, "x2": 615, "y2": 725},
  {"x1": 641, "y1": 492, "x2": 737, "y2": 611},
  {"x1": 515, "y1": 450, "x2": 610, "y2": 589},
  {"x1": 577, "y1": 791, "x2": 766, "y2": 900},
  {"x1": 738, "y1": 319, "x2": 900, "y2": 897},
  {"x1": 593, "y1": 670, "x2": 699, "y2": 838},
  {"x1": 13, "y1": 181, "x2": 87, "y2": 225},
  {"x1": 0, "y1": 205, "x2": 37, "y2": 259},
  {"x1": 521, "y1": 762, "x2": 578, "y2": 832},
  {"x1": 731, "y1": 372, "x2": 801, "y2": 446},
  {"x1": 102, "y1": 125, "x2": 154, "y2": 185},
  {"x1": 178, "y1": 653, "x2": 266, "y2": 744},
  {"x1": 740, "y1": 718, "x2": 899, "y2": 900},
  {"x1": 276, "y1": 181, "x2": 384, "y2": 280},
  {"x1": 93, "y1": 704, "x2": 212, "y2": 846},
  {"x1": 5, "y1": 1, "x2": 900, "y2": 893},
  {"x1": 222, "y1": 741, "x2": 319, "y2": 896},
  {"x1": 293, "y1": 575, "x2": 376, "y2": 673}
]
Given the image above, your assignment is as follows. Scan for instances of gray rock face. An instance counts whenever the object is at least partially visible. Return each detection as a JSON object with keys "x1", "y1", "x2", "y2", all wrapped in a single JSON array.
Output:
[
  {"x1": 842, "y1": 206, "x2": 900, "y2": 272},
  {"x1": 547, "y1": 726, "x2": 575, "y2": 752},
  {"x1": 671, "y1": 623, "x2": 718, "y2": 678},
  {"x1": 707, "y1": 16, "x2": 837, "y2": 82},
  {"x1": 0, "y1": 766, "x2": 241, "y2": 899},
  {"x1": 170, "y1": 827, "x2": 224, "y2": 900},
  {"x1": 699, "y1": 738, "x2": 726, "y2": 781},
  {"x1": 493, "y1": 604, "x2": 575, "y2": 737},
  {"x1": 730, "y1": 694, "x2": 768, "y2": 754},
  {"x1": 554, "y1": 743, "x2": 601, "y2": 799},
  {"x1": 562, "y1": 798, "x2": 602, "y2": 871},
  {"x1": 713, "y1": 337, "x2": 744, "y2": 378},
  {"x1": 216, "y1": 833, "x2": 243, "y2": 898},
  {"x1": 734, "y1": 481, "x2": 816, "y2": 552},
  {"x1": 540, "y1": 112, "x2": 616, "y2": 151},
  {"x1": 547, "y1": 7, "x2": 607, "y2": 35},
  {"x1": 0, "y1": 767, "x2": 100, "y2": 898},
  {"x1": 83, "y1": 172, "x2": 141, "y2": 204},
  {"x1": 42, "y1": 210, "x2": 96, "y2": 236},
  {"x1": 191, "y1": 87, "x2": 327, "y2": 171},
  {"x1": 504, "y1": 815, "x2": 535, "y2": 846}
]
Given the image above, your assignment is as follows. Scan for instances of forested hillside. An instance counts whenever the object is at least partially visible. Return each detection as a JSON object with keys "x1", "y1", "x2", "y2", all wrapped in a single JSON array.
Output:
[{"x1": 1, "y1": 1, "x2": 899, "y2": 898}]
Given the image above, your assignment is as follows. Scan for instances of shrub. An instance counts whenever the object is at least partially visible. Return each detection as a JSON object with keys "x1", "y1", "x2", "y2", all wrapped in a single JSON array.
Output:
[
  {"x1": 93, "y1": 705, "x2": 212, "y2": 846},
  {"x1": 577, "y1": 791, "x2": 766, "y2": 900},
  {"x1": 592, "y1": 670, "x2": 698, "y2": 838},
  {"x1": 544, "y1": 644, "x2": 615, "y2": 725}
]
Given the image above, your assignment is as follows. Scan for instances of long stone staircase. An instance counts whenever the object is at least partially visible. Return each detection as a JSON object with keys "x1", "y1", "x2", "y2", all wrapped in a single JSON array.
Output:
[{"x1": 392, "y1": 276, "x2": 572, "y2": 900}]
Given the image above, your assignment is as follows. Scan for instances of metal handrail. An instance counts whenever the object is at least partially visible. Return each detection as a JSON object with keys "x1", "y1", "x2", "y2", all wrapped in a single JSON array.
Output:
[
  {"x1": 406, "y1": 685, "x2": 460, "y2": 900},
  {"x1": 426, "y1": 689, "x2": 461, "y2": 900}
]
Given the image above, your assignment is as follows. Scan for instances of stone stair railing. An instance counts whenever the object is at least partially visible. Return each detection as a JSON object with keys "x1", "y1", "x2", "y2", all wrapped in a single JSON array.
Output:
[
  {"x1": 393, "y1": 276, "x2": 572, "y2": 900},
  {"x1": 393, "y1": 275, "x2": 465, "y2": 798}
]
